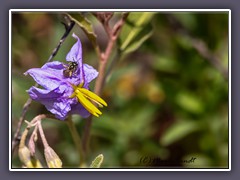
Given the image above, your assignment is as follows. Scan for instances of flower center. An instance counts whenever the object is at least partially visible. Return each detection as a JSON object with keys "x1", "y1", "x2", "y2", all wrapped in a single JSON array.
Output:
[{"x1": 69, "y1": 82, "x2": 107, "y2": 117}]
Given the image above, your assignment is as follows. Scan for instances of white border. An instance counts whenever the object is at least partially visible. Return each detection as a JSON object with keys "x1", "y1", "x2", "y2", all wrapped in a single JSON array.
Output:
[
  {"x1": 228, "y1": 8, "x2": 231, "y2": 172},
  {"x1": 9, "y1": 9, "x2": 231, "y2": 171}
]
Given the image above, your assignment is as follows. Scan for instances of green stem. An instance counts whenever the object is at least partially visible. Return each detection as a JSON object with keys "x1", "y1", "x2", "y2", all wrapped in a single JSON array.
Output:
[{"x1": 66, "y1": 116, "x2": 85, "y2": 167}]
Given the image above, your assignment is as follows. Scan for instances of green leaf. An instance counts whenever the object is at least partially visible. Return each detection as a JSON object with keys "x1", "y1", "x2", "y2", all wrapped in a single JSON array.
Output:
[
  {"x1": 118, "y1": 12, "x2": 155, "y2": 54},
  {"x1": 66, "y1": 13, "x2": 98, "y2": 48},
  {"x1": 90, "y1": 154, "x2": 104, "y2": 168},
  {"x1": 176, "y1": 92, "x2": 204, "y2": 114},
  {"x1": 123, "y1": 26, "x2": 153, "y2": 54},
  {"x1": 160, "y1": 120, "x2": 200, "y2": 146}
]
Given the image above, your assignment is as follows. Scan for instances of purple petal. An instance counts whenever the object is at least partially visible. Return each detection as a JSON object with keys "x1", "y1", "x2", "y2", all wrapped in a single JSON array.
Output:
[
  {"x1": 42, "y1": 61, "x2": 64, "y2": 70},
  {"x1": 27, "y1": 86, "x2": 78, "y2": 120},
  {"x1": 70, "y1": 103, "x2": 90, "y2": 118},
  {"x1": 66, "y1": 33, "x2": 83, "y2": 63},
  {"x1": 41, "y1": 98, "x2": 72, "y2": 120},
  {"x1": 27, "y1": 86, "x2": 62, "y2": 100},
  {"x1": 83, "y1": 64, "x2": 98, "y2": 87},
  {"x1": 24, "y1": 68, "x2": 63, "y2": 90},
  {"x1": 41, "y1": 61, "x2": 68, "y2": 80}
]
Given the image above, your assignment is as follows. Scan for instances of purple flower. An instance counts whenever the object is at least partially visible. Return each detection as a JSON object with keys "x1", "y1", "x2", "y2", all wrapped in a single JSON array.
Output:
[{"x1": 24, "y1": 33, "x2": 107, "y2": 120}]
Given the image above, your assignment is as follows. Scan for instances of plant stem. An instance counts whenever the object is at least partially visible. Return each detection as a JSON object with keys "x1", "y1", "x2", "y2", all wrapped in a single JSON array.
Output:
[
  {"x1": 82, "y1": 12, "x2": 129, "y2": 156},
  {"x1": 82, "y1": 36, "x2": 113, "y2": 156},
  {"x1": 12, "y1": 98, "x2": 32, "y2": 152},
  {"x1": 37, "y1": 121, "x2": 49, "y2": 149},
  {"x1": 66, "y1": 116, "x2": 85, "y2": 167}
]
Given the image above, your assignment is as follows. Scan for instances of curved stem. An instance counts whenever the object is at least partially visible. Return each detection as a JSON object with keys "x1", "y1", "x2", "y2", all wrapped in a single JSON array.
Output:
[
  {"x1": 66, "y1": 116, "x2": 85, "y2": 167},
  {"x1": 37, "y1": 121, "x2": 49, "y2": 149}
]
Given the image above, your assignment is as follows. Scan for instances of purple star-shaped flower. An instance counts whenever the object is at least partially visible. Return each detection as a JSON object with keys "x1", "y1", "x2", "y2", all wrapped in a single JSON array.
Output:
[{"x1": 24, "y1": 33, "x2": 100, "y2": 120}]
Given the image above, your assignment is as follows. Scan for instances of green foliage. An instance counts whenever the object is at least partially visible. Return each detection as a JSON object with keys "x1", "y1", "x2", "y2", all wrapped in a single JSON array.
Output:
[
  {"x1": 160, "y1": 120, "x2": 201, "y2": 146},
  {"x1": 176, "y1": 92, "x2": 204, "y2": 114},
  {"x1": 12, "y1": 12, "x2": 229, "y2": 168},
  {"x1": 118, "y1": 12, "x2": 155, "y2": 54}
]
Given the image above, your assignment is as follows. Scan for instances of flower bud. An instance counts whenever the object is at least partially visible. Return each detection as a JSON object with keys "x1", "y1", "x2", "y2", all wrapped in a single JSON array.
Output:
[
  {"x1": 31, "y1": 158, "x2": 43, "y2": 168},
  {"x1": 18, "y1": 146, "x2": 34, "y2": 168},
  {"x1": 44, "y1": 146, "x2": 62, "y2": 168},
  {"x1": 18, "y1": 146, "x2": 43, "y2": 168}
]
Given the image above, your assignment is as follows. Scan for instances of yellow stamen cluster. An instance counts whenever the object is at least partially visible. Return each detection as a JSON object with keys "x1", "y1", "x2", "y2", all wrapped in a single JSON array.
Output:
[{"x1": 70, "y1": 83, "x2": 107, "y2": 117}]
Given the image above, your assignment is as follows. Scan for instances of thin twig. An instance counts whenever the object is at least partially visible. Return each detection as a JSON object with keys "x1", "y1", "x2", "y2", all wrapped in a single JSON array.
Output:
[
  {"x1": 93, "y1": 12, "x2": 113, "y2": 38},
  {"x1": 12, "y1": 15, "x2": 75, "y2": 153},
  {"x1": 12, "y1": 98, "x2": 32, "y2": 152},
  {"x1": 47, "y1": 16, "x2": 75, "y2": 62},
  {"x1": 82, "y1": 12, "x2": 129, "y2": 155},
  {"x1": 112, "y1": 12, "x2": 129, "y2": 39}
]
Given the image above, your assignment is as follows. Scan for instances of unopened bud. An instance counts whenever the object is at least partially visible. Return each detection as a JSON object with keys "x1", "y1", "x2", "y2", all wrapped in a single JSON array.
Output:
[
  {"x1": 18, "y1": 146, "x2": 34, "y2": 168},
  {"x1": 31, "y1": 158, "x2": 43, "y2": 168},
  {"x1": 44, "y1": 146, "x2": 62, "y2": 168},
  {"x1": 18, "y1": 146, "x2": 43, "y2": 168}
]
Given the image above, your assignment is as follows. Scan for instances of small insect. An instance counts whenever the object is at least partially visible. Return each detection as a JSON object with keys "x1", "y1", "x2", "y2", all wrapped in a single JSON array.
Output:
[{"x1": 63, "y1": 61, "x2": 78, "y2": 78}]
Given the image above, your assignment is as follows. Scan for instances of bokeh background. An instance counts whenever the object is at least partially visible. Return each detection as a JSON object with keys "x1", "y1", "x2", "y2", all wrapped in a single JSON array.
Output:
[{"x1": 11, "y1": 11, "x2": 229, "y2": 168}]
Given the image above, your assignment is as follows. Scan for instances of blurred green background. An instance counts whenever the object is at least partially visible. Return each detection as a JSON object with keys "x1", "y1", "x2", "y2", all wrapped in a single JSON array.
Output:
[{"x1": 11, "y1": 12, "x2": 229, "y2": 168}]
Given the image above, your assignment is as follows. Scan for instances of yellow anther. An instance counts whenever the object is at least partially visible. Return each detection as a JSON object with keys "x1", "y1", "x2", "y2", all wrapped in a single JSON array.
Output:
[{"x1": 69, "y1": 83, "x2": 107, "y2": 117}]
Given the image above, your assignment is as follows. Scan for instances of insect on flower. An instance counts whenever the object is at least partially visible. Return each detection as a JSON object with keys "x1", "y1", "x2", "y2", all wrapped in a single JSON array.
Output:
[
  {"x1": 24, "y1": 33, "x2": 107, "y2": 120},
  {"x1": 63, "y1": 61, "x2": 78, "y2": 78}
]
